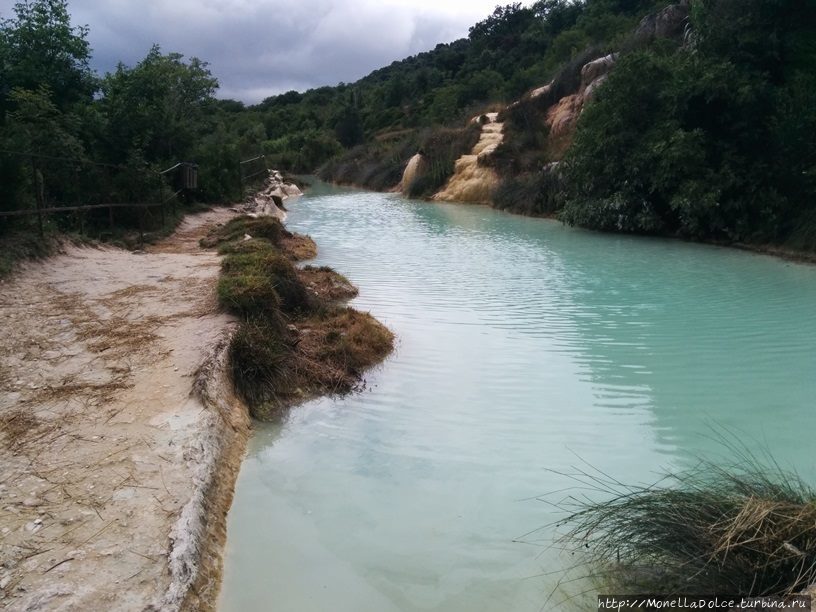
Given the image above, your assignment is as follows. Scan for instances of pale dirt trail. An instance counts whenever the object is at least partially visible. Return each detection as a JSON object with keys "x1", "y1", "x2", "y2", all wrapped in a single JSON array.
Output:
[{"x1": 0, "y1": 208, "x2": 249, "y2": 611}]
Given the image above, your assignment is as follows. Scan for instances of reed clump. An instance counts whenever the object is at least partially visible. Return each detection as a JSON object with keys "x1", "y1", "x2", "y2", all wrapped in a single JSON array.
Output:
[{"x1": 561, "y1": 455, "x2": 816, "y2": 598}]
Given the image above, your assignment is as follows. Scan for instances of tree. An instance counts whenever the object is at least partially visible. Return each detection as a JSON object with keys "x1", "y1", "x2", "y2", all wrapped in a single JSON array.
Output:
[
  {"x1": 0, "y1": 0, "x2": 95, "y2": 114},
  {"x1": 333, "y1": 105, "x2": 364, "y2": 148},
  {"x1": 100, "y1": 45, "x2": 218, "y2": 163}
]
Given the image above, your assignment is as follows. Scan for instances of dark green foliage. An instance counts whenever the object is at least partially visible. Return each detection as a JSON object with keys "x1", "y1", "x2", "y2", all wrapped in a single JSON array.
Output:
[
  {"x1": 0, "y1": 0, "x2": 95, "y2": 115},
  {"x1": 493, "y1": 170, "x2": 564, "y2": 216},
  {"x1": 99, "y1": 45, "x2": 218, "y2": 164},
  {"x1": 559, "y1": 1, "x2": 816, "y2": 245}
]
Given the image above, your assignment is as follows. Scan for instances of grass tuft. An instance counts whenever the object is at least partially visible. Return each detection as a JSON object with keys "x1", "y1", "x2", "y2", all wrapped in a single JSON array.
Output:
[
  {"x1": 217, "y1": 271, "x2": 282, "y2": 317},
  {"x1": 229, "y1": 318, "x2": 293, "y2": 415},
  {"x1": 560, "y1": 445, "x2": 816, "y2": 598},
  {"x1": 221, "y1": 250, "x2": 317, "y2": 315},
  {"x1": 314, "y1": 308, "x2": 395, "y2": 374},
  {"x1": 201, "y1": 215, "x2": 289, "y2": 249}
]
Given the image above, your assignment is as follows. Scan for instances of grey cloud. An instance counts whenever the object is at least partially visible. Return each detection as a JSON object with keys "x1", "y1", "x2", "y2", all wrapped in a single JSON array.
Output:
[{"x1": 0, "y1": 0, "x2": 499, "y2": 103}]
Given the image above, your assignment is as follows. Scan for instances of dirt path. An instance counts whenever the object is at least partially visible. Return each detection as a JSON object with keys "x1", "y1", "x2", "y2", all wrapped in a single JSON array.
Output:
[{"x1": 0, "y1": 208, "x2": 249, "y2": 611}]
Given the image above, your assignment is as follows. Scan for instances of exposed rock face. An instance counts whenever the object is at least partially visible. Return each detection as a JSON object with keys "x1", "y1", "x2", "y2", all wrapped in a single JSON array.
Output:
[
  {"x1": 533, "y1": 0, "x2": 692, "y2": 151},
  {"x1": 635, "y1": 0, "x2": 691, "y2": 42},
  {"x1": 432, "y1": 112, "x2": 503, "y2": 204},
  {"x1": 530, "y1": 83, "x2": 552, "y2": 100},
  {"x1": 399, "y1": 153, "x2": 428, "y2": 193},
  {"x1": 544, "y1": 53, "x2": 618, "y2": 151},
  {"x1": 245, "y1": 170, "x2": 302, "y2": 219},
  {"x1": 581, "y1": 53, "x2": 617, "y2": 91},
  {"x1": 546, "y1": 94, "x2": 584, "y2": 139}
]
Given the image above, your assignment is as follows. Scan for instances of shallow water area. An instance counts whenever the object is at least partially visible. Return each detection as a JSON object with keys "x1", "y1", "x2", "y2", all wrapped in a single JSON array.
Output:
[{"x1": 219, "y1": 183, "x2": 816, "y2": 612}]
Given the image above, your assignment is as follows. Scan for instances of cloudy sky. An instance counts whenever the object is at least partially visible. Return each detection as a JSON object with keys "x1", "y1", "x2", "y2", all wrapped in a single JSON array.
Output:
[{"x1": 0, "y1": 0, "x2": 507, "y2": 103}]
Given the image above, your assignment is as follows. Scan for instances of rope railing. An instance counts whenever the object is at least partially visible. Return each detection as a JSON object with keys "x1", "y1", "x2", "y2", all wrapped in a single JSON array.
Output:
[
  {"x1": 0, "y1": 149, "x2": 200, "y2": 245},
  {"x1": 238, "y1": 153, "x2": 268, "y2": 198}
]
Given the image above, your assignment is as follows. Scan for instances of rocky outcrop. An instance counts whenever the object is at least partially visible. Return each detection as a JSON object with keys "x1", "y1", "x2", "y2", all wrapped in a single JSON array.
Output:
[
  {"x1": 580, "y1": 53, "x2": 617, "y2": 102},
  {"x1": 581, "y1": 54, "x2": 617, "y2": 90},
  {"x1": 432, "y1": 112, "x2": 503, "y2": 204},
  {"x1": 635, "y1": 0, "x2": 691, "y2": 42},
  {"x1": 401, "y1": 1, "x2": 688, "y2": 207},
  {"x1": 244, "y1": 171, "x2": 302, "y2": 219},
  {"x1": 543, "y1": 53, "x2": 618, "y2": 153},
  {"x1": 398, "y1": 152, "x2": 428, "y2": 193}
]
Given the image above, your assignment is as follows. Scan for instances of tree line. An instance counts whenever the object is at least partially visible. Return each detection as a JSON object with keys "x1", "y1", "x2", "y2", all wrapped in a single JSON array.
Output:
[{"x1": 3, "y1": 0, "x2": 815, "y2": 253}]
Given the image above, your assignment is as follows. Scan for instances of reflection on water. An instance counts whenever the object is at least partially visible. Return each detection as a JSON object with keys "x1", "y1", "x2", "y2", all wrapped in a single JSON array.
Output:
[{"x1": 219, "y1": 184, "x2": 816, "y2": 611}]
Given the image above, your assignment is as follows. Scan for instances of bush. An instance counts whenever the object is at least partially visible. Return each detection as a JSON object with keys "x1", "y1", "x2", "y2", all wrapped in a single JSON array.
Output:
[{"x1": 492, "y1": 169, "x2": 564, "y2": 216}]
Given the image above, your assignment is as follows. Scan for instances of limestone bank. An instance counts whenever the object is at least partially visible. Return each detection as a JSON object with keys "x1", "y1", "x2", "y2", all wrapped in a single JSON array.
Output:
[{"x1": 0, "y1": 174, "x2": 302, "y2": 610}]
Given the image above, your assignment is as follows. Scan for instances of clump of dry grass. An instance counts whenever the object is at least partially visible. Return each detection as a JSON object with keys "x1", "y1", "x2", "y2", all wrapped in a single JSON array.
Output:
[
  {"x1": 0, "y1": 410, "x2": 42, "y2": 448},
  {"x1": 243, "y1": 307, "x2": 394, "y2": 420},
  {"x1": 298, "y1": 266, "x2": 358, "y2": 302},
  {"x1": 560, "y1": 446, "x2": 816, "y2": 598},
  {"x1": 310, "y1": 308, "x2": 394, "y2": 374},
  {"x1": 280, "y1": 234, "x2": 317, "y2": 261},
  {"x1": 200, "y1": 216, "x2": 288, "y2": 249}
]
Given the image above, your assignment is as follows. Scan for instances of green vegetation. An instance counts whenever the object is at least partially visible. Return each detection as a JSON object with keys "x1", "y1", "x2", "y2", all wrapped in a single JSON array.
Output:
[
  {"x1": 317, "y1": 123, "x2": 481, "y2": 195},
  {"x1": 562, "y1": 453, "x2": 816, "y2": 597},
  {"x1": 560, "y1": 0, "x2": 816, "y2": 245},
  {"x1": 6, "y1": 0, "x2": 813, "y2": 256},
  {"x1": 0, "y1": 0, "x2": 272, "y2": 274},
  {"x1": 204, "y1": 216, "x2": 393, "y2": 419},
  {"x1": 314, "y1": 0, "x2": 663, "y2": 186},
  {"x1": 0, "y1": 227, "x2": 56, "y2": 277}
]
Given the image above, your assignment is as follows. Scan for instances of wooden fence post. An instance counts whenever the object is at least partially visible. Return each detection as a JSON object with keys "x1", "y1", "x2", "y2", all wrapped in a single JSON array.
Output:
[{"x1": 30, "y1": 157, "x2": 44, "y2": 237}]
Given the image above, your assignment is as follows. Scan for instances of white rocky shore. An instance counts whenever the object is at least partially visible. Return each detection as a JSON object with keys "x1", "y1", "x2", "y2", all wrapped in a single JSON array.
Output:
[{"x1": 0, "y1": 171, "x2": 303, "y2": 611}]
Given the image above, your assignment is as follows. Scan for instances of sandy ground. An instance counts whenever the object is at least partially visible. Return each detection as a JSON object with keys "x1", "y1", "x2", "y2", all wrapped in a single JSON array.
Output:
[{"x1": 0, "y1": 208, "x2": 250, "y2": 611}]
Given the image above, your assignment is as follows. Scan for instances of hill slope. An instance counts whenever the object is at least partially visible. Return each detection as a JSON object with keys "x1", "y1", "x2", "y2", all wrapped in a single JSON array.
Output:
[{"x1": 312, "y1": 0, "x2": 816, "y2": 253}]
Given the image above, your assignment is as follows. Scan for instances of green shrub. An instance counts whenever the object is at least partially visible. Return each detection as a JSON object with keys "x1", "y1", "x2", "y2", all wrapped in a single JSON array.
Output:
[{"x1": 493, "y1": 170, "x2": 564, "y2": 216}]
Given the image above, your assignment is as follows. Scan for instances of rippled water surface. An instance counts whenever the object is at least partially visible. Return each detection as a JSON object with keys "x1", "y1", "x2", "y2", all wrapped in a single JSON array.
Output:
[{"x1": 219, "y1": 183, "x2": 816, "y2": 611}]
